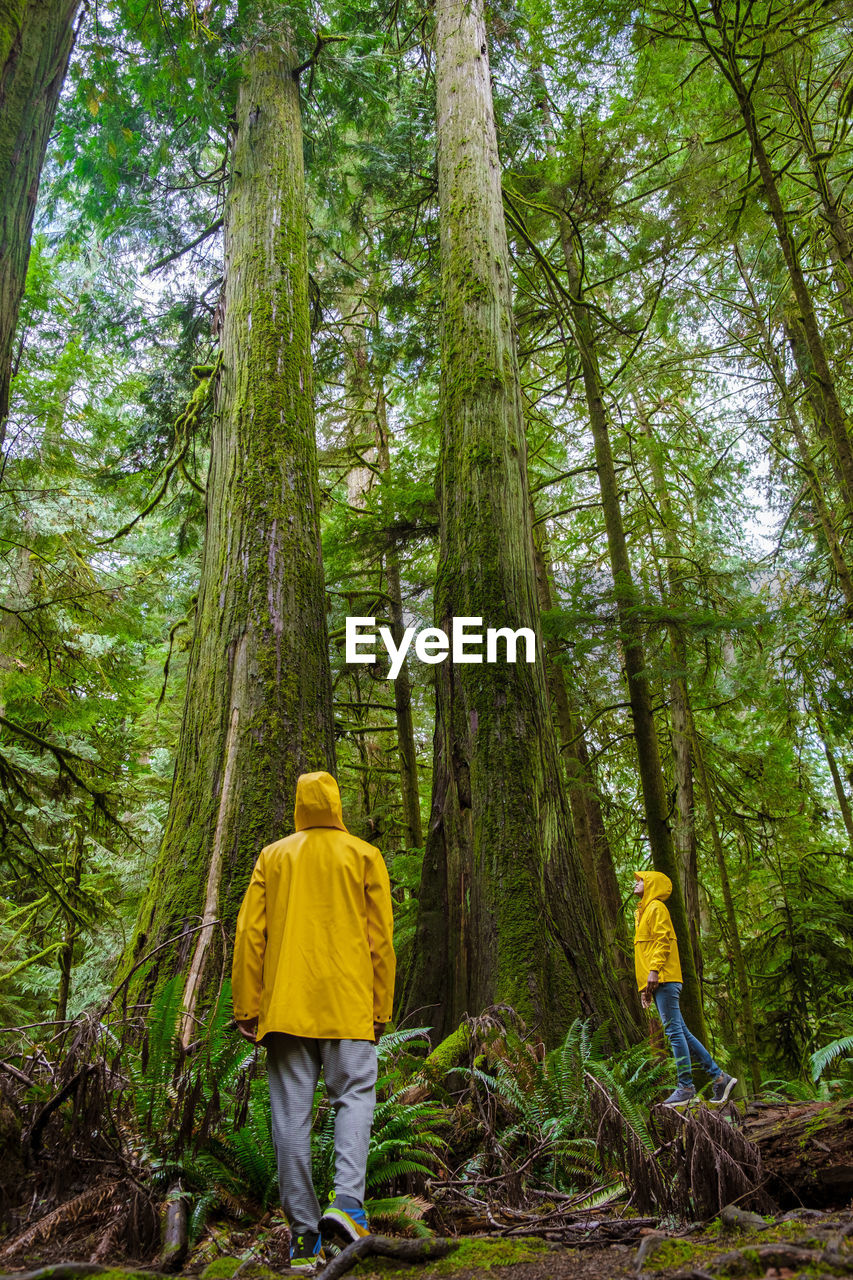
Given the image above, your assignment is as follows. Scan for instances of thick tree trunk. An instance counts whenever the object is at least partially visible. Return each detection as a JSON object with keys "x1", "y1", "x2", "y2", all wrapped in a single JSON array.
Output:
[
  {"x1": 127, "y1": 42, "x2": 336, "y2": 1032},
  {"x1": 405, "y1": 0, "x2": 631, "y2": 1047},
  {"x1": 557, "y1": 224, "x2": 706, "y2": 1040},
  {"x1": 0, "y1": 0, "x2": 81, "y2": 443}
]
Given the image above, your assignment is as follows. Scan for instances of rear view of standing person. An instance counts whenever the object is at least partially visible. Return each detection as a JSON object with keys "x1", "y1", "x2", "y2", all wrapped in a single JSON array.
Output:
[
  {"x1": 232, "y1": 771, "x2": 396, "y2": 1273},
  {"x1": 633, "y1": 871, "x2": 737, "y2": 1106}
]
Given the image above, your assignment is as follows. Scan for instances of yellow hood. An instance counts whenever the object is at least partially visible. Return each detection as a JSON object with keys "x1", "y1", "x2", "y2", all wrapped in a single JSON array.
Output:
[
  {"x1": 633, "y1": 869, "x2": 681, "y2": 989},
  {"x1": 634, "y1": 869, "x2": 672, "y2": 919},
  {"x1": 293, "y1": 771, "x2": 349, "y2": 832}
]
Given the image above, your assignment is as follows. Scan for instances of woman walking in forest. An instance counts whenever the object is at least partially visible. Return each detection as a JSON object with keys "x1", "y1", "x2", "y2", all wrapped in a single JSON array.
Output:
[{"x1": 634, "y1": 871, "x2": 738, "y2": 1105}]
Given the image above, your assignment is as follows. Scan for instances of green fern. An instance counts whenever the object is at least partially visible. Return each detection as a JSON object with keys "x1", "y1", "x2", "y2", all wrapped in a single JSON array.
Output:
[
  {"x1": 810, "y1": 1035, "x2": 853, "y2": 1082},
  {"x1": 365, "y1": 1195, "x2": 434, "y2": 1238}
]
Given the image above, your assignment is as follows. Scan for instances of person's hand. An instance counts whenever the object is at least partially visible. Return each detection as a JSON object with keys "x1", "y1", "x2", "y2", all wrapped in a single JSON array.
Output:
[
  {"x1": 373, "y1": 1022, "x2": 386, "y2": 1043},
  {"x1": 236, "y1": 1017, "x2": 258, "y2": 1043},
  {"x1": 646, "y1": 970, "x2": 659, "y2": 996}
]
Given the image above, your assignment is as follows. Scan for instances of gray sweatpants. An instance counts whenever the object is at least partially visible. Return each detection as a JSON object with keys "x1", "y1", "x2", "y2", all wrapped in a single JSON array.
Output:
[{"x1": 265, "y1": 1033, "x2": 378, "y2": 1238}]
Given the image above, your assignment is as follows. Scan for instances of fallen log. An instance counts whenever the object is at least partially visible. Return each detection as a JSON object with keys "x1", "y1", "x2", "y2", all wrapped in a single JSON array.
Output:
[{"x1": 744, "y1": 1099, "x2": 853, "y2": 1207}]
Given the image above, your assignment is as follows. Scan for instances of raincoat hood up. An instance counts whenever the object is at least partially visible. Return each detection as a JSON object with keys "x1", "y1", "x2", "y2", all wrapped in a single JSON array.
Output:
[
  {"x1": 633, "y1": 869, "x2": 682, "y2": 989},
  {"x1": 293, "y1": 770, "x2": 349, "y2": 832},
  {"x1": 232, "y1": 771, "x2": 395, "y2": 1041}
]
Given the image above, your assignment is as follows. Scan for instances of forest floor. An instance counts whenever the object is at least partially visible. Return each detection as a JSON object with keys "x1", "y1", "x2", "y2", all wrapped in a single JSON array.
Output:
[{"x1": 2, "y1": 1210, "x2": 853, "y2": 1280}]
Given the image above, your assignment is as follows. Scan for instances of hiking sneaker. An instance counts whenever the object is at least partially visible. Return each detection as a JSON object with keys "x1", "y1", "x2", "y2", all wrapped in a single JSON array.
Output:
[
  {"x1": 290, "y1": 1232, "x2": 324, "y2": 1274},
  {"x1": 710, "y1": 1071, "x2": 738, "y2": 1104},
  {"x1": 319, "y1": 1196, "x2": 370, "y2": 1248},
  {"x1": 663, "y1": 1083, "x2": 696, "y2": 1107}
]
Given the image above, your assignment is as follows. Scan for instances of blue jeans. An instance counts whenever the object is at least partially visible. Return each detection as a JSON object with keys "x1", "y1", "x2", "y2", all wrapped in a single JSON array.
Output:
[{"x1": 653, "y1": 982, "x2": 720, "y2": 1086}]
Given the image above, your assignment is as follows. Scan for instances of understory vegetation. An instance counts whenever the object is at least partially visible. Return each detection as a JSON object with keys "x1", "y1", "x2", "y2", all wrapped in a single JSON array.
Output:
[{"x1": 0, "y1": 992, "x2": 808, "y2": 1264}]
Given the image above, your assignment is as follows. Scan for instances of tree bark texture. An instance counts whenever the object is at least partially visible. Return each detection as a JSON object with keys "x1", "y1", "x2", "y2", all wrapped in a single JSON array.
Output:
[
  {"x1": 127, "y1": 44, "x2": 336, "y2": 1026},
  {"x1": 0, "y1": 0, "x2": 81, "y2": 443},
  {"x1": 558, "y1": 224, "x2": 706, "y2": 1040},
  {"x1": 745, "y1": 1100, "x2": 853, "y2": 1208},
  {"x1": 405, "y1": 0, "x2": 631, "y2": 1047}
]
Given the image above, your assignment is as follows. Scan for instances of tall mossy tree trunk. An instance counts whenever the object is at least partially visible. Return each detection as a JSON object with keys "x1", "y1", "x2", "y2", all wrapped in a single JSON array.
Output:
[
  {"x1": 128, "y1": 42, "x2": 336, "y2": 1034},
  {"x1": 0, "y1": 0, "x2": 81, "y2": 444},
  {"x1": 404, "y1": 0, "x2": 632, "y2": 1048}
]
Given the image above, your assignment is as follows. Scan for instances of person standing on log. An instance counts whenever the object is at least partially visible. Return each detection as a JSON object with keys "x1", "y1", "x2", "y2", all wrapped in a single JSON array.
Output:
[
  {"x1": 232, "y1": 771, "x2": 396, "y2": 1273},
  {"x1": 634, "y1": 871, "x2": 737, "y2": 1106}
]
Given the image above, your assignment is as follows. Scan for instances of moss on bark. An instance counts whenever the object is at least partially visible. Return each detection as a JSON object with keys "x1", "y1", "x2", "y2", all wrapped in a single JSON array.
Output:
[
  {"x1": 123, "y1": 40, "x2": 336, "y2": 1009},
  {"x1": 404, "y1": 0, "x2": 635, "y2": 1048}
]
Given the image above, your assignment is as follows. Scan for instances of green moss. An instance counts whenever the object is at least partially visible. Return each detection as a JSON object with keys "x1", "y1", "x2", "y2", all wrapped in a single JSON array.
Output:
[
  {"x1": 641, "y1": 1236, "x2": 725, "y2": 1271},
  {"x1": 435, "y1": 1237, "x2": 550, "y2": 1270},
  {"x1": 81, "y1": 1272, "x2": 157, "y2": 1280},
  {"x1": 200, "y1": 1258, "x2": 244, "y2": 1279},
  {"x1": 423, "y1": 1024, "x2": 471, "y2": 1075},
  {"x1": 349, "y1": 1236, "x2": 550, "y2": 1278}
]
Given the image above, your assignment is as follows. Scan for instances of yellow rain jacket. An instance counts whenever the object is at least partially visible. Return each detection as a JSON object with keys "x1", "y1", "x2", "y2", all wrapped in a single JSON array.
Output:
[
  {"x1": 633, "y1": 870, "x2": 683, "y2": 990},
  {"x1": 232, "y1": 771, "x2": 396, "y2": 1042}
]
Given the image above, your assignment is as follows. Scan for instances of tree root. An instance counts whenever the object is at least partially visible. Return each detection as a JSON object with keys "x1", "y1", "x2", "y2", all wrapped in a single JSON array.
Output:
[{"x1": 319, "y1": 1234, "x2": 457, "y2": 1279}]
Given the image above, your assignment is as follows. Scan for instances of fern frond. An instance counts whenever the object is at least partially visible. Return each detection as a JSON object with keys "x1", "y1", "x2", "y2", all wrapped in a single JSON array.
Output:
[{"x1": 810, "y1": 1034, "x2": 853, "y2": 1081}]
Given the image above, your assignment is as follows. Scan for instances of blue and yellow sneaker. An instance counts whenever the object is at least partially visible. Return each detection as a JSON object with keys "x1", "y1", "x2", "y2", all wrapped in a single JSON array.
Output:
[
  {"x1": 290, "y1": 1231, "x2": 325, "y2": 1274},
  {"x1": 318, "y1": 1195, "x2": 370, "y2": 1248}
]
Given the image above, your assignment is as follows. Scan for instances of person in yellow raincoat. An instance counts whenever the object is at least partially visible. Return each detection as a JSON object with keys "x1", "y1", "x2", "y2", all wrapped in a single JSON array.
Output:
[
  {"x1": 634, "y1": 870, "x2": 737, "y2": 1107},
  {"x1": 232, "y1": 771, "x2": 395, "y2": 1273}
]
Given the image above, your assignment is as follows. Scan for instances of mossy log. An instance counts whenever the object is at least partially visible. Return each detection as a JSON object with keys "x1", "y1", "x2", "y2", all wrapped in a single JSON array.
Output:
[
  {"x1": 320, "y1": 1235, "x2": 457, "y2": 1280},
  {"x1": 745, "y1": 1099, "x2": 853, "y2": 1207}
]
